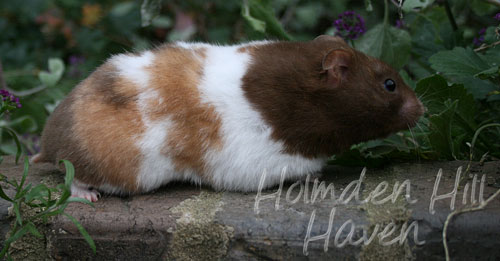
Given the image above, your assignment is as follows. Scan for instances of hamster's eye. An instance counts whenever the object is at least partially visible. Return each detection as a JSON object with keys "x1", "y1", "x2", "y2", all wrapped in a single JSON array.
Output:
[{"x1": 384, "y1": 79, "x2": 396, "y2": 92}]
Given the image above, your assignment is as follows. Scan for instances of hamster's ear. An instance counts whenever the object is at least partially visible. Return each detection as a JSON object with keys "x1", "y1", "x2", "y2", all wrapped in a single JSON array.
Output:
[
  {"x1": 314, "y1": 35, "x2": 346, "y2": 44},
  {"x1": 322, "y1": 49, "x2": 352, "y2": 88}
]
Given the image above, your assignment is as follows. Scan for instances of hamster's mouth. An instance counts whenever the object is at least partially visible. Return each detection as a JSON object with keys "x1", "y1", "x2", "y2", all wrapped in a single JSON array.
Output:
[{"x1": 399, "y1": 99, "x2": 425, "y2": 130}]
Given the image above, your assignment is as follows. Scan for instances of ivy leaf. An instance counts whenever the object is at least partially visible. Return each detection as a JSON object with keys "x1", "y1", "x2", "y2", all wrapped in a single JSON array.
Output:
[
  {"x1": 38, "y1": 58, "x2": 65, "y2": 87},
  {"x1": 356, "y1": 23, "x2": 411, "y2": 69}
]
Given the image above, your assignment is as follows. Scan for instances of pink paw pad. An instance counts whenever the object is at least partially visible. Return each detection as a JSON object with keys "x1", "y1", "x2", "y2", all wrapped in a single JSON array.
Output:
[{"x1": 71, "y1": 182, "x2": 101, "y2": 202}]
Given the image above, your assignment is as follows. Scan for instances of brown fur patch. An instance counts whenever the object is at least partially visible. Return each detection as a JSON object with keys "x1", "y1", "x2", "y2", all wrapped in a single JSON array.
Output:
[
  {"x1": 148, "y1": 46, "x2": 222, "y2": 177},
  {"x1": 237, "y1": 45, "x2": 257, "y2": 54},
  {"x1": 241, "y1": 37, "x2": 423, "y2": 158},
  {"x1": 70, "y1": 64, "x2": 144, "y2": 192},
  {"x1": 92, "y1": 63, "x2": 138, "y2": 107},
  {"x1": 38, "y1": 89, "x2": 80, "y2": 165}
]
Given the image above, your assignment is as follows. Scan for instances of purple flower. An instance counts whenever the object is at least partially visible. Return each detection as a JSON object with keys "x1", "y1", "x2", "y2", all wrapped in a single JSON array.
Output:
[
  {"x1": 396, "y1": 19, "x2": 404, "y2": 29},
  {"x1": 0, "y1": 89, "x2": 21, "y2": 108},
  {"x1": 495, "y1": 13, "x2": 500, "y2": 21},
  {"x1": 333, "y1": 11, "x2": 366, "y2": 40},
  {"x1": 68, "y1": 55, "x2": 85, "y2": 77},
  {"x1": 69, "y1": 55, "x2": 85, "y2": 65},
  {"x1": 473, "y1": 28, "x2": 486, "y2": 47}
]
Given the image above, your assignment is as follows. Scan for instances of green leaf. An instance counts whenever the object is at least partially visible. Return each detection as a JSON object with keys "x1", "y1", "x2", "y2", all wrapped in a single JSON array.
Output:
[
  {"x1": 38, "y1": 58, "x2": 65, "y2": 87},
  {"x1": 389, "y1": 27, "x2": 412, "y2": 69},
  {"x1": 0, "y1": 185, "x2": 12, "y2": 202},
  {"x1": 429, "y1": 47, "x2": 497, "y2": 99},
  {"x1": 151, "y1": 16, "x2": 172, "y2": 29},
  {"x1": 26, "y1": 222, "x2": 43, "y2": 238},
  {"x1": 0, "y1": 115, "x2": 38, "y2": 133},
  {"x1": 24, "y1": 184, "x2": 49, "y2": 203},
  {"x1": 110, "y1": 2, "x2": 136, "y2": 17},
  {"x1": 13, "y1": 203, "x2": 22, "y2": 225},
  {"x1": 402, "y1": 0, "x2": 435, "y2": 12},
  {"x1": 16, "y1": 183, "x2": 32, "y2": 201},
  {"x1": 294, "y1": 4, "x2": 322, "y2": 29},
  {"x1": 19, "y1": 157, "x2": 29, "y2": 190},
  {"x1": 475, "y1": 66, "x2": 499, "y2": 80},
  {"x1": 470, "y1": 0, "x2": 499, "y2": 16},
  {"x1": 481, "y1": 43, "x2": 500, "y2": 66},
  {"x1": 428, "y1": 101, "x2": 458, "y2": 159},
  {"x1": 48, "y1": 58, "x2": 64, "y2": 76},
  {"x1": 365, "y1": 0, "x2": 373, "y2": 11},
  {"x1": 1, "y1": 127, "x2": 22, "y2": 163},
  {"x1": 55, "y1": 159, "x2": 75, "y2": 206},
  {"x1": 241, "y1": 0, "x2": 292, "y2": 40},
  {"x1": 242, "y1": 2, "x2": 266, "y2": 33},
  {"x1": 430, "y1": 47, "x2": 490, "y2": 77},
  {"x1": 67, "y1": 197, "x2": 94, "y2": 207},
  {"x1": 60, "y1": 160, "x2": 75, "y2": 188},
  {"x1": 63, "y1": 213, "x2": 96, "y2": 254},
  {"x1": 415, "y1": 75, "x2": 477, "y2": 132},
  {"x1": 141, "y1": 0, "x2": 162, "y2": 27},
  {"x1": 399, "y1": 70, "x2": 416, "y2": 89},
  {"x1": 356, "y1": 23, "x2": 411, "y2": 69},
  {"x1": 1, "y1": 224, "x2": 30, "y2": 256},
  {"x1": 57, "y1": 190, "x2": 71, "y2": 208}
]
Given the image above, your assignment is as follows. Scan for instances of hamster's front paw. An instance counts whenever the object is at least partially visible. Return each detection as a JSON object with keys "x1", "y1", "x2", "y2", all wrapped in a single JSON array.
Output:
[{"x1": 71, "y1": 181, "x2": 101, "y2": 202}]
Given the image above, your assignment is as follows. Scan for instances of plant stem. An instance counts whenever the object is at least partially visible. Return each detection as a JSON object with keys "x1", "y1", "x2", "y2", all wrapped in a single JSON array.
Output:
[
  {"x1": 383, "y1": 0, "x2": 389, "y2": 26},
  {"x1": 442, "y1": 0, "x2": 458, "y2": 31},
  {"x1": 482, "y1": 0, "x2": 500, "y2": 7},
  {"x1": 0, "y1": 60, "x2": 7, "y2": 90},
  {"x1": 443, "y1": 188, "x2": 500, "y2": 261},
  {"x1": 474, "y1": 40, "x2": 500, "y2": 52}
]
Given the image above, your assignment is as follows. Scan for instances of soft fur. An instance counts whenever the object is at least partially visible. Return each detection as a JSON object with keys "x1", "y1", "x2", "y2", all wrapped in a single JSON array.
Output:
[{"x1": 33, "y1": 36, "x2": 424, "y2": 202}]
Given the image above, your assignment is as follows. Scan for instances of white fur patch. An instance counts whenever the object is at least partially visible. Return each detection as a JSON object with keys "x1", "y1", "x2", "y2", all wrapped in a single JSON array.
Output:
[
  {"x1": 112, "y1": 51, "x2": 202, "y2": 191},
  {"x1": 111, "y1": 51, "x2": 154, "y2": 88},
  {"x1": 106, "y1": 43, "x2": 325, "y2": 193},
  {"x1": 194, "y1": 43, "x2": 326, "y2": 191}
]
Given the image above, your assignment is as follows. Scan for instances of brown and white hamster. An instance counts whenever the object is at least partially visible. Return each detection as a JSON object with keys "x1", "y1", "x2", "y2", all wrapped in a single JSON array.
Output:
[{"x1": 32, "y1": 35, "x2": 424, "y2": 202}]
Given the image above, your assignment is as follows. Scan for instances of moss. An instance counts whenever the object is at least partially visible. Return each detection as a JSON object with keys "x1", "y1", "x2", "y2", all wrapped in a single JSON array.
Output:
[
  {"x1": 168, "y1": 190, "x2": 234, "y2": 260},
  {"x1": 358, "y1": 166, "x2": 416, "y2": 261}
]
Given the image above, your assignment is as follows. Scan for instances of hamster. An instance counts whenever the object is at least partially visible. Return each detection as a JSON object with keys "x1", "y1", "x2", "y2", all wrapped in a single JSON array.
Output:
[{"x1": 31, "y1": 35, "x2": 424, "y2": 202}]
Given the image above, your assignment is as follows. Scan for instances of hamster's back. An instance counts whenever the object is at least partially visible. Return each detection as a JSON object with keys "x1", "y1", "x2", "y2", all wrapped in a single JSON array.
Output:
[{"x1": 33, "y1": 42, "x2": 326, "y2": 201}]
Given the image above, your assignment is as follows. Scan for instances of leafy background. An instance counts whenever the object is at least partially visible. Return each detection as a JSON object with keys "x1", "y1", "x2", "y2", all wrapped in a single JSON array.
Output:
[{"x1": 0, "y1": 0, "x2": 499, "y2": 166}]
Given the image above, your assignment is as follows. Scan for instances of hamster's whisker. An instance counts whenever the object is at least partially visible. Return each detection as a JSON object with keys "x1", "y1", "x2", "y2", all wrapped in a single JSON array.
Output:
[{"x1": 406, "y1": 123, "x2": 421, "y2": 163}]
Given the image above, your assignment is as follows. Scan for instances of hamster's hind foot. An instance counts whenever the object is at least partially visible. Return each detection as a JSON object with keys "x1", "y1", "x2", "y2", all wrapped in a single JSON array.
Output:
[
  {"x1": 71, "y1": 181, "x2": 101, "y2": 202},
  {"x1": 30, "y1": 153, "x2": 46, "y2": 164}
]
